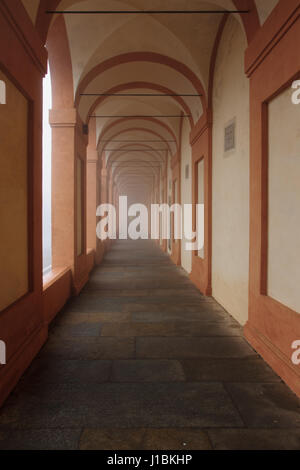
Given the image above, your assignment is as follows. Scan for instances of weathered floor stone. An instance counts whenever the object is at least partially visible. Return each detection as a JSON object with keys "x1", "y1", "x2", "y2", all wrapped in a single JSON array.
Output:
[
  {"x1": 101, "y1": 321, "x2": 242, "y2": 337},
  {"x1": 136, "y1": 337, "x2": 257, "y2": 359},
  {"x1": 0, "y1": 240, "x2": 299, "y2": 449},
  {"x1": 111, "y1": 360, "x2": 186, "y2": 382},
  {"x1": 181, "y1": 358, "x2": 282, "y2": 383},
  {"x1": 79, "y1": 428, "x2": 212, "y2": 450},
  {"x1": 208, "y1": 428, "x2": 300, "y2": 450},
  {"x1": 0, "y1": 429, "x2": 81, "y2": 450},
  {"x1": 224, "y1": 383, "x2": 300, "y2": 428}
]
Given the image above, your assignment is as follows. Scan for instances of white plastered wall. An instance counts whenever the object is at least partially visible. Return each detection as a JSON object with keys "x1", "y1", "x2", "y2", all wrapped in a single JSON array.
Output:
[
  {"x1": 255, "y1": 0, "x2": 279, "y2": 25},
  {"x1": 197, "y1": 159, "x2": 205, "y2": 259},
  {"x1": 21, "y1": 0, "x2": 40, "y2": 24},
  {"x1": 167, "y1": 154, "x2": 172, "y2": 254},
  {"x1": 268, "y1": 86, "x2": 300, "y2": 314},
  {"x1": 180, "y1": 119, "x2": 192, "y2": 273},
  {"x1": 212, "y1": 16, "x2": 250, "y2": 325}
]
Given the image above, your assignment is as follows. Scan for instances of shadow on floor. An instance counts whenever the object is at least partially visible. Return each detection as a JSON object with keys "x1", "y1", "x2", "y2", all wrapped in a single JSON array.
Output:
[{"x1": 0, "y1": 240, "x2": 299, "y2": 450}]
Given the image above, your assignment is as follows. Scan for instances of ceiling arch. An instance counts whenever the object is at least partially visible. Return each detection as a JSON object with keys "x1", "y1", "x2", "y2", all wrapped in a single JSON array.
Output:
[
  {"x1": 98, "y1": 127, "x2": 175, "y2": 155},
  {"x1": 34, "y1": 0, "x2": 264, "y2": 203},
  {"x1": 97, "y1": 117, "x2": 179, "y2": 155},
  {"x1": 36, "y1": 0, "x2": 260, "y2": 50},
  {"x1": 75, "y1": 51, "x2": 207, "y2": 109},
  {"x1": 86, "y1": 82, "x2": 195, "y2": 128}
]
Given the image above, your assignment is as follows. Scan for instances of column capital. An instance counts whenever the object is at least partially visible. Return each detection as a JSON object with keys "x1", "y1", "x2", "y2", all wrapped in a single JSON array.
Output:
[
  {"x1": 87, "y1": 148, "x2": 98, "y2": 163},
  {"x1": 49, "y1": 108, "x2": 77, "y2": 128}
]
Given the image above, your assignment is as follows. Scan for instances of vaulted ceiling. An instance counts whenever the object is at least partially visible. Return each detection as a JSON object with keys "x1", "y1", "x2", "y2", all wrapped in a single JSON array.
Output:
[{"x1": 23, "y1": 0, "x2": 279, "y2": 203}]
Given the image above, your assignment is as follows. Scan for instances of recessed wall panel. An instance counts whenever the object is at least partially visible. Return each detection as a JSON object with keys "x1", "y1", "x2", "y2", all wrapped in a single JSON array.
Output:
[
  {"x1": 77, "y1": 157, "x2": 83, "y2": 256},
  {"x1": 197, "y1": 159, "x2": 205, "y2": 259},
  {"x1": 0, "y1": 69, "x2": 29, "y2": 311},
  {"x1": 268, "y1": 86, "x2": 300, "y2": 313}
]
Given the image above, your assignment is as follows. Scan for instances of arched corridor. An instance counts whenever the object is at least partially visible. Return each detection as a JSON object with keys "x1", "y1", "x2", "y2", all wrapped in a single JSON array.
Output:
[{"x1": 0, "y1": 0, "x2": 300, "y2": 451}]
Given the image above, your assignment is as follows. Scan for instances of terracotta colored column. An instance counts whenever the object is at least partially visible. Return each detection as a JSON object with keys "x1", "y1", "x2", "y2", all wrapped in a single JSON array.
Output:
[
  {"x1": 100, "y1": 166, "x2": 111, "y2": 252},
  {"x1": 189, "y1": 111, "x2": 212, "y2": 296},
  {"x1": 86, "y1": 121, "x2": 97, "y2": 251},
  {"x1": 161, "y1": 165, "x2": 168, "y2": 252},
  {"x1": 101, "y1": 168, "x2": 108, "y2": 206},
  {"x1": 171, "y1": 152, "x2": 181, "y2": 266},
  {"x1": 95, "y1": 160, "x2": 105, "y2": 264},
  {"x1": 50, "y1": 108, "x2": 77, "y2": 272}
]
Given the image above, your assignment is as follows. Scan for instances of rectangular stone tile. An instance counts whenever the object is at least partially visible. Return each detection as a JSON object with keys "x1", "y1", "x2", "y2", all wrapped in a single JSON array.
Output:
[
  {"x1": 125, "y1": 301, "x2": 217, "y2": 314},
  {"x1": 92, "y1": 266, "x2": 127, "y2": 273},
  {"x1": 79, "y1": 428, "x2": 212, "y2": 450},
  {"x1": 65, "y1": 296, "x2": 125, "y2": 313},
  {"x1": 225, "y1": 383, "x2": 300, "y2": 428},
  {"x1": 79, "y1": 428, "x2": 144, "y2": 450},
  {"x1": 95, "y1": 271, "x2": 186, "y2": 280},
  {"x1": 101, "y1": 321, "x2": 242, "y2": 337},
  {"x1": 50, "y1": 321, "x2": 102, "y2": 337},
  {"x1": 85, "y1": 288, "x2": 201, "y2": 297},
  {"x1": 112, "y1": 360, "x2": 185, "y2": 382},
  {"x1": 56, "y1": 311, "x2": 130, "y2": 324},
  {"x1": 89, "y1": 280, "x2": 192, "y2": 290},
  {"x1": 148, "y1": 288, "x2": 202, "y2": 297},
  {"x1": 98, "y1": 262, "x2": 173, "y2": 269},
  {"x1": 38, "y1": 337, "x2": 135, "y2": 360},
  {"x1": 136, "y1": 337, "x2": 257, "y2": 359},
  {"x1": 90, "y1": 272, "x2": 127, "y2": 279},
  {"x1": 142, "y1": 428, "x2": 212, "y2": 450},
  {"x1": 0, "y1": 429, "x2": 81, "y2": 450},
  {"x1": 130, "y1": 310, "x2": 227, "y2": 323},
  {"x1": 20, "y1": 359, "x2": 111, "y2": 384},
  {"x1": 125, "y1": 297, "x2": 211, "y2": 306},
  {"x1": 84, "y1": 289, "x2": 151, "y2": 297},
  {"x1": 0, "y1": 383, "x2": 243, "y2": 429},
  {"x1": 208, "y1": 428, "x2": 300, "y2": 450},
  {"x1": 181, "y1": 358, "x2": 282, "y2": 383}
]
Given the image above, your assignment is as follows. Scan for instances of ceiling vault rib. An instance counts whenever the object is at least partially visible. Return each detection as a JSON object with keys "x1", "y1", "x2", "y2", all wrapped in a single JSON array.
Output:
[
  {"x1": 90, "y1": 115, "x2": 190, "y2": 118},
  {"x1": 81, "y1": 93, "x2": 202, "y2": 97},
  {"x1": 46, "y1": 10, "x2": 250, "y2": 15},
  {"x1": 105, "y1": 149, "x2": 167, "y2": 151},
  {"x1": 99, "y1": 140, "x2": 176, "y2": 143}
]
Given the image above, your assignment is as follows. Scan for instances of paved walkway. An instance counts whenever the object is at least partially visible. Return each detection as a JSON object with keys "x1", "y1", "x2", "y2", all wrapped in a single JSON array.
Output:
[{"x1": 0, "y1": 240, "x2": 299, "y2": 449}]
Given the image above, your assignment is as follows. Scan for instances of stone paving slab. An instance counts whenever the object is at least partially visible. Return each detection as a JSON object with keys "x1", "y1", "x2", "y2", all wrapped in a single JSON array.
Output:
[
  {"x1": 181, "y1": 358, "x2": 282, "y2": 383},
  {"x1": 79, "y1": 428, "x2": 212, "y2": 450},
  {"x1": 101, "y1": 321, "x2": 242, "y2": 337},
  {"x1": 55, "y1": 311, "x2": 131, "y2": 324},
  {"x1": 0, "y1": 240, "x2": 299, "y2": 450},
  {"x1": 130, "y1": 310, "x2": 227, "y2": 323},
  {"x1": 111, "y1": 360, "x2": 185, "y2": 382},
  {"x1": 19, "y1": 359, "x2": 112, "y2": 384},
  {"x1": 38, "y1": 337, "x2": 135, "y2": 360},
  {"x1": 208, "y1": 428, "x2": 300, "y2": 450},
  {"x1": 136, "y1": 337, "x2": 258, "y2": 359},
  {"x1": 224, "y1": 383, "x2": 300, "y2": 428},
  {"x1": 0, "y1": 383, "x2": 243, "y2": 429},
  {"x1": 0, "y1": 429, "x2": 81, "y2": 450},
  {"x1": 50, "y1": 321, "x2": 102, "y2": 337}
]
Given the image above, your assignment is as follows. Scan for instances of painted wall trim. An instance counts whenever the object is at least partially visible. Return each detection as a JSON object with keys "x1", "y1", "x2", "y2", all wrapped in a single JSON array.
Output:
[
  {"x1": 245, "y1": 323, "x2": 300, "y2": 397},
  {"x1": 245, "y1": 0, "x2": 300, "y2": 77}
]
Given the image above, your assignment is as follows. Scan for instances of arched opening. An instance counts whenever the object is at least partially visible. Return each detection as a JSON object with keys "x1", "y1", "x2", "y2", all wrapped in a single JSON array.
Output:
[{"x1": 42, "y1": 63, "x2": 52, "y2": 275}]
